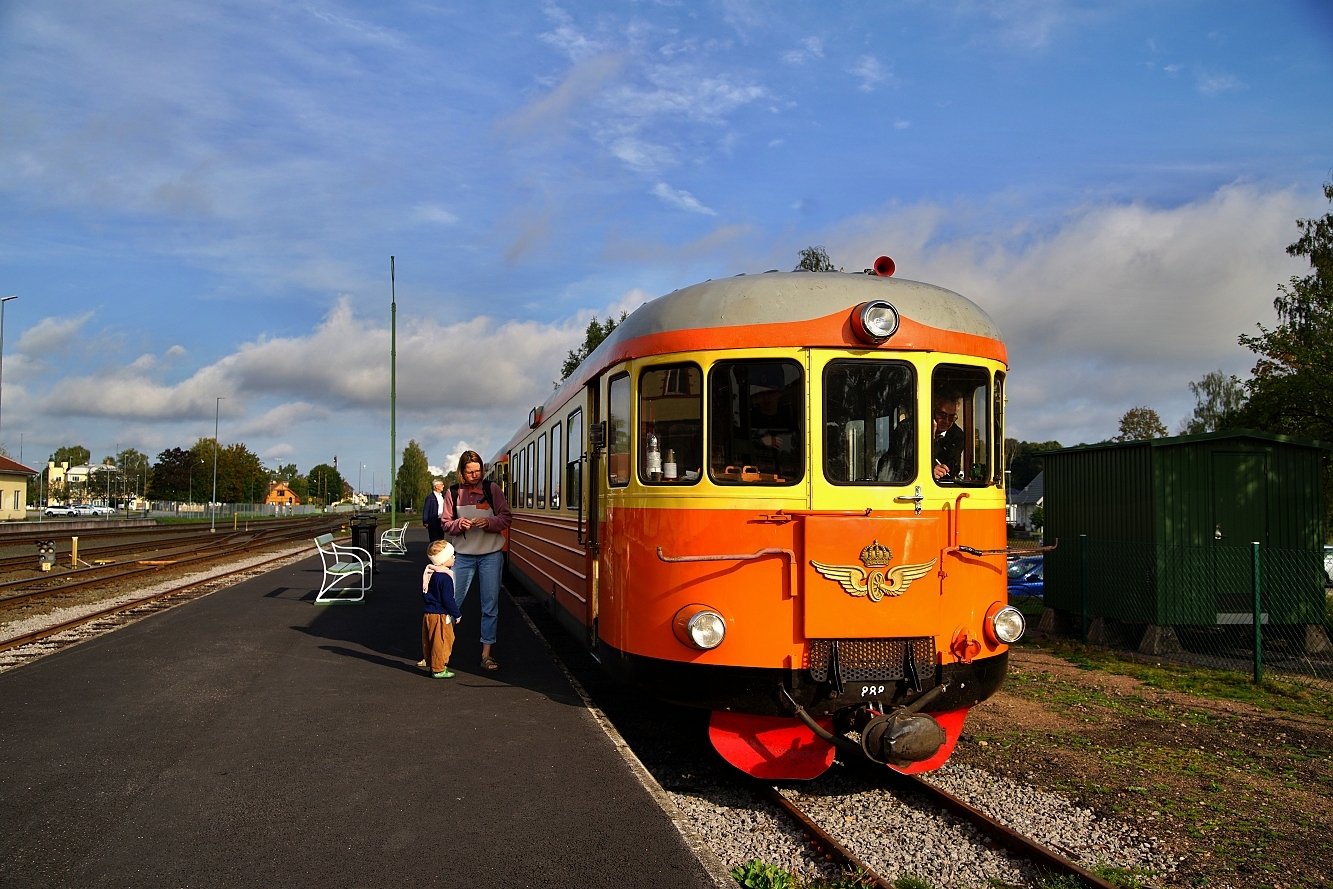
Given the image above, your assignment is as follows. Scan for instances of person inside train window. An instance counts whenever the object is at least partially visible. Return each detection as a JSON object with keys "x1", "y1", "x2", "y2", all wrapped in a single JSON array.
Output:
[
  {"x1": 639, "y1": 364, "x2": 702, "y2": 485},
  {"x1": 930, "y1": 365, "x2": 991, "y2": 485},
  {"x1": 822, "y1": 360, "x2": 915, "y2": 485},
  {"x1": 709, "y1": 360, "x2": 803, "y2": 485}
]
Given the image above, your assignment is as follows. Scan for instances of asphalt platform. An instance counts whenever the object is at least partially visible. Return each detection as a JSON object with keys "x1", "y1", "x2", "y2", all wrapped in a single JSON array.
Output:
[{"x1": 0, "y1": 529, "x2": 720, "y2": 888}]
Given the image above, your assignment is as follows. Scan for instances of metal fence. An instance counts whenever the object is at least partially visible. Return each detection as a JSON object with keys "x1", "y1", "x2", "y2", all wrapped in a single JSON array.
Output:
[{"x1": 1044, "y1": 536, "x2": 1333, "y2": 684}]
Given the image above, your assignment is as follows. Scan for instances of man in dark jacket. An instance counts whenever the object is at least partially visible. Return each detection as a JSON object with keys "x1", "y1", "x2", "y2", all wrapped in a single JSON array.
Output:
[
  {"x1": 932, "y1": 395, "x2": 965, "y2": 482},
  {"x1": 423, "y1": 479, "x2": 446, "y2": 541}
]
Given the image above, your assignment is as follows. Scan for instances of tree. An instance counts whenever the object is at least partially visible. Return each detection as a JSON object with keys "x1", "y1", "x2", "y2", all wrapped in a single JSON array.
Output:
[
  {"x1": 1005, "y1": 439, "x2": 1064, "y2": 490},
  {"x1": 561, "y1": 312, "x2": 627, "y2": 381},
  {"x1": 308, "y1": 463, "x2": 346, "y2": 506},
  {"x1": 1237, "y1": 179, "x2": 1333, "y2": 442},
  {"x1": 116, "y1": 447, "x2": 152, "y2": 498},
  {"x1": 150, "y1": 447, "x2": 196, "y2": 500},
  {"x1": 1114, "y1": 406, "x2": 1168, "y2": 442},
  {"x1": 396, "y1": 440, "x2": 431, "y2": 511},
  {"x1": 50, "y1": 445, "x2": 90, "y2": 467},
  {"x1": 216, "y1": 443, "x2": 267, "y2": 503},
  {"x1": 1179, "y1": 370, "x2": 1247, "y2": 434},
  {"x1": 794, "y1": 245, "x2": 834, "y2": 272},
  {"x1": 1029, "y1": 505, "x2": 1045, "y2": 531}
]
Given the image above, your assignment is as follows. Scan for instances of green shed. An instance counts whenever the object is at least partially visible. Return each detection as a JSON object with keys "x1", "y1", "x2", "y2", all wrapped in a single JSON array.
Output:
[{"x1": 1042, "y1": 430, "x2": 1329, "y2": 632}]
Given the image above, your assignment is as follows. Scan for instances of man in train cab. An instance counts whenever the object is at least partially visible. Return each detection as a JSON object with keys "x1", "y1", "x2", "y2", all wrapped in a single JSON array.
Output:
[
  {"x1": 423, "y1": 478, "x2": 447, "y2": 542},
  {"x1": 440, "y1": 450, "x2": 512, "y2": 672},
  {"x1": 931, "y1": 394, "x2": 964, "y2": 482}
]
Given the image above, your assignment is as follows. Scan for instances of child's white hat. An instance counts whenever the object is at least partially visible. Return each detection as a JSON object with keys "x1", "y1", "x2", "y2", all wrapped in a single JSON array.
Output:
[{"x1": 428, "y1": 541, "x2": 455, "y2": 566}]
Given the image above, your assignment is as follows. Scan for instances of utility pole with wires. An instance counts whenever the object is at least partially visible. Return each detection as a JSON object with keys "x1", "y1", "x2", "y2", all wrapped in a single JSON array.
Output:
[{"x1": 390, "y1": 256, "x2": 398, "y2": 531}]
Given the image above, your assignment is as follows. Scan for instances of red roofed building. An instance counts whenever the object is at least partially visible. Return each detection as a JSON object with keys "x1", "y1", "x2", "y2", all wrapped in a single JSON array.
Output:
[
  {"x1": 0, "y1": 455, "x2": 37, "y2": 521},
  {"x1": 265, "y1": 481, "x2": 301, "y2": 507}
]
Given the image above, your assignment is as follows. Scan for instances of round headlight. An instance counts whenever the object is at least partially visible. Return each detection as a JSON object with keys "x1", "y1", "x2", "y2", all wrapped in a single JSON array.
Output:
[
  {"x1": 991, "y1": 606, "x2": 1026, "y2": 644},
  {"x1": 851, "y1": 300, "x2": 899, "y2": 344},
  {"x1": 688, "y1": 611, "x2": 727, "y2": 649}
]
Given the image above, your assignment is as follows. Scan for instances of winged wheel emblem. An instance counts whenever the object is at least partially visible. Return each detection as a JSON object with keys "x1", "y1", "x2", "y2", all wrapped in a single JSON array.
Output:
[{"x1": 810, "y1": 540, "x2": 936, "y2": 602}]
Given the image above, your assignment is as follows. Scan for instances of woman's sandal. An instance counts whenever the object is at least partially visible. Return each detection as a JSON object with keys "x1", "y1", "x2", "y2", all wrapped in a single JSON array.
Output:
[{"x1": 480, "y1": 655, "x2": 499, "y2": 671}]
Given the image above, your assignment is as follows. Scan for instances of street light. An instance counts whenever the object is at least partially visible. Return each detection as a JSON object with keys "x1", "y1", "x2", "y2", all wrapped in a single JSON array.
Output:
[
  {"x1": 0, "y1": 295, "x2": 16, "y2": 440},
  {"x1": 211, "y1": 397, "x2": 223, "y2": 532}
]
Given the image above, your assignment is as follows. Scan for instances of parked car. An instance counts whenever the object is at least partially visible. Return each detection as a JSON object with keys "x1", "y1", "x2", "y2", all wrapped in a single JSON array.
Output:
[
  {"x1": 1007, "y1": 555, "x2": 1044, "y2": 598},
  {"x1": 89, "y1": 505, "x2": 115, "y2": 516},
  {"x1": 43, "y1": 505, "x2": 77, "y2": 516},
  {"x1": 72, "y1": 504, "x2": 96, "y2": 516}
]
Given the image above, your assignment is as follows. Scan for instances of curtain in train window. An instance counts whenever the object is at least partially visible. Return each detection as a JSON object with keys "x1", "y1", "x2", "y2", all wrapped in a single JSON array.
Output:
[
  {"x1": 607, "y1": 374, "x2": 631, "y2": 487},
  {"x1": 823, "y1": 360, "x2": 916, "y2": 485},
  {"x1": 708, "y1": 360, "x2": 804, "y2": 485},
  {"x1": 526, "y1": 441, "x2": 536, "y2": 507},
  {"x1": 638, "y1": 364, "x2": 702, "y2": 485},
  {"x1": 536, "y1": 434, "x2": 547, "y2": 508},
  {"x1": 566, "y1": 409, "x2": 582, "y2": 510},
  {"x1": 930, "y1": 365, "x2": 990, "y2": 486},
  {"x1": 549, "y1": 422, "x2": 562, "y2": 509}
]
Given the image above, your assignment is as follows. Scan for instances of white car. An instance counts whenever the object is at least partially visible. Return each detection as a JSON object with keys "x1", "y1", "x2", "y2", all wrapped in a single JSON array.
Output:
[
  {"x1": 90, "y1": 505, "x2": 115, "y2": 516},
  {"x1": 44, "y1": 505, "x2": 77, "y2": 516}
]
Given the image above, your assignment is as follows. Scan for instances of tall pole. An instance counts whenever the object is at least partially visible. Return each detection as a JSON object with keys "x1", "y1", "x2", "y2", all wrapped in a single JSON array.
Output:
[
  {"x1": 390, "y1": 256, "x2": 398, "y2": 531},
  {"x1": 0, "y1": 295, "x2": 17, "y2": 442},
  {"x1": 211, "y1": 397, "x2": 223, "y2": 532}
]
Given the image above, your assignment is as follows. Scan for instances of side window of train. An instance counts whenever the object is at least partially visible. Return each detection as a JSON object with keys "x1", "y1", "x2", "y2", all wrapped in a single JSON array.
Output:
[
  {"x1": 514, "y1": 448, "x2": 524, "y2": 509},
  {"x1": 994, "y1": 371, "x2": 1005, "y2": 487},
  {"x1": 549, "y1": 422, "x2": 562, "y2": 509},
  {"x1": 708, "y1": 359, "x2": 804, "y2": 485},
  {"x1": 823, "y1": 360, "x2": 916, "y2": 485},
  {"x1": 536, "y1": 434, "x2": 547, "y2": 508},
  {"x1": 566, "y1": 409, "x2": 583, "y2": 509},
  {"x1": 638, "y1": 363, "x2": 702, "y2": 485},
  {"x1": 607, "y1": 373, "x2": 632, "y2": 487},
  {"x1": 930, "y1": 364, "x2": 991, "y2": 486},
  {"x1": 526, "y1": 441, "x2": 536, "y2": 508}
]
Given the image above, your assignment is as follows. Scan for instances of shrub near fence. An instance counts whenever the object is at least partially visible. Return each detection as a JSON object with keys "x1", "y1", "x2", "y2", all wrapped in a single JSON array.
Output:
[{"x1": 1043, "y1": 536, "x2": 1333, "y2": 684}]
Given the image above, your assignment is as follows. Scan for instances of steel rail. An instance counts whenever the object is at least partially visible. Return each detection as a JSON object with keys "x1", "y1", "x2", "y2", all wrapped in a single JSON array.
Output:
[
  {"x1": 0, "y1": 521, "x2": 342, "y2": 609},
  {"x1": 0, "y1": 539, "x2": 340, "y2": 654},
  {"x1": 758, "y1": 764, "x2": 1119, "y2": 889}
]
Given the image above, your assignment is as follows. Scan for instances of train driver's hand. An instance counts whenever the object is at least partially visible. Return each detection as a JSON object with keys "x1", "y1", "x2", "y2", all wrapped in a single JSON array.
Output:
[{"x1": 933, "y1": 462, "x2": 950, "y2": 480}]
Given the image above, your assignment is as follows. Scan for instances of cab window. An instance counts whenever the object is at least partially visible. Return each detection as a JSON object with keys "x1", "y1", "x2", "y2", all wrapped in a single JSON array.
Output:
[
  {"x1": 639, "y1": 364, "x2": 702, "y2": 485},
  {"x1": 823, "y1": 360, "x2": 916, "y2": 485},
  {"x1": 930, "y1": 365, "x2": 990, "y2": 486},
  {"x1": 708, "y1": 360, "x2": 803, "y2": 485},
  {"x1": 607, "y1": 373, "x2": 631, "y2": 487}
]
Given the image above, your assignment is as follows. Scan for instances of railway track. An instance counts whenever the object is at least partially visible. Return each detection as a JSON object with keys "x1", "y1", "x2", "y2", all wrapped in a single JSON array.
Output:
[
  {"x1": 0, "y1": 519, "x2": 348, "y2": 656},
  {"x1": 0, "y1": 518, "x2": 345, "y2": 611},
  {"x1": 758, "y1": 772, "x2": 1119, "y2": 889}
]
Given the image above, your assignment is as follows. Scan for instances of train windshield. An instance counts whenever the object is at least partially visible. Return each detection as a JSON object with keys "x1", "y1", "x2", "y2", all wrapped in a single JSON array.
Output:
[
  {"x1": 708, "y1": 360, "x2": 804, "y2": 485},
  {"x1": 930, "y1": 365, "x2": 991, "y2": 486},
  {"x1": 639, "y1": 364, "x2": 703, "y2": 485},
  {"x1": 823, "y1": 360, "x2": 916, "y2": 485}
]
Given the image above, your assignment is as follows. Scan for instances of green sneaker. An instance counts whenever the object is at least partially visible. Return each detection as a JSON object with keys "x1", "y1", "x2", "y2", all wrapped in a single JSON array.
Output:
[{"x1": 431, "y1": 669, "x2": 455, "y2": 679}]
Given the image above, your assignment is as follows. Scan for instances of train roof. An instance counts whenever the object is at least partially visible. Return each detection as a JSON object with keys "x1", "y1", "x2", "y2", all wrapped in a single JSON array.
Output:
[{"x1": 491, "y1": 270, "x2": 1003, "y2": 462}]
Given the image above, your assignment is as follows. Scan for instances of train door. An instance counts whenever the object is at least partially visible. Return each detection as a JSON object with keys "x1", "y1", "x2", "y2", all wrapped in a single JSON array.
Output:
[
  {"x1": 578, "y1": 377, "x2": 600, "y2": 649},
  {"x1": 804, "y1": 350, "x2": 942, "y2": 639}
]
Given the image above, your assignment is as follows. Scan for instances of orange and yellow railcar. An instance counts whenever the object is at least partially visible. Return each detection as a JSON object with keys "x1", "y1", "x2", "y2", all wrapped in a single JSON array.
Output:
[{"x1": 491, "y1": 259, "x2": 1026, "y2": 780}]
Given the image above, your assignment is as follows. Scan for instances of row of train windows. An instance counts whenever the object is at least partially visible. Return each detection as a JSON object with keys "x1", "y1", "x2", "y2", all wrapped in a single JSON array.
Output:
[
  {"x1": 510, "y1": 409, "x2": 584, "y2": 511},
  {"x1": 605, "y1": 359, "x2": 1003, "y2": 489},
  {"x1": 509, "y1": 358, "x2": 1005, "y2": 509}
]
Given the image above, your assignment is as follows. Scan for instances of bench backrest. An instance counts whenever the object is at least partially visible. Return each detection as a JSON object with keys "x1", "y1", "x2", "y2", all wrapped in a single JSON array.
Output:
[{"x1": 315, "y1": 533, "x2": 334, "y2": 547}]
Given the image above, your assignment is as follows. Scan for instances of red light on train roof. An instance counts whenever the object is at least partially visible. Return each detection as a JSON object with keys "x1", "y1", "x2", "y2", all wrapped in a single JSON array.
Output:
[{"x1": 873, "y1": 255, "x2": 896, "y2": 277}]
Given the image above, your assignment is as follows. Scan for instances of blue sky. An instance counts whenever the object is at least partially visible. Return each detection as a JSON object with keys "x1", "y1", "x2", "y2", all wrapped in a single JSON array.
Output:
[{"x1": 2, "y1": 0, "x2": 1331, "y2": 486}]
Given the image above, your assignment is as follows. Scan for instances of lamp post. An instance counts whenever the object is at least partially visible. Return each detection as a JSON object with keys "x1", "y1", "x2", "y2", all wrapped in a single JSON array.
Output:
[
  {"x1": 0, "y1": 295, "x2": 16, "y2": 441},
  {"x1": 389, "y1": 256, "x2": 397, "y2": 531},
  {"x1": 211, "y1": 397, "x2": 223, "y2": 532}
]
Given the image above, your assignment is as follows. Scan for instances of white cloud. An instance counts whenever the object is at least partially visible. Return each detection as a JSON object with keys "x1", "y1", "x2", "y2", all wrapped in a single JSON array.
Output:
[
  {"x1": 830, "y1": 184, "x2": 1312, "y2": 444},
  {"x1": 894, "y1": 119, "x2": 911, "y2": 130},
  {"x1": 782, "y1": 37, "x2": 824, "y2": 65},
  {"x1": 540, "y1": 4, "x2": 606, "y2": 62},
  {"x1": 412, "y1": 204, "x2": 459, "y2": 225},
  {"x1": 848, "y1": 55, "x2": 889, "y2": 92},
  {"x1": 427, "y1": 463, "x2": 446, "y2": 477},
  {"x1": 652, "y1": 182, "x2": 717, "y2": 215},
  {"x1": 16, "y1": 312, "x2": 95, "y2": 354},
  {"x1": 1196, "y1": 69, "x2": 1244, "y2": 96},
  {"x1": 610, "y1": 137, "x2": 675, "y2": 173}
]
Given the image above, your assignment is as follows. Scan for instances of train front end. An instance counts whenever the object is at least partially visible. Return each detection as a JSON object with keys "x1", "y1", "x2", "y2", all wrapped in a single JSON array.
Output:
[{"x1": 593, "y1": 268, "x2": 1018, "y2": 780}]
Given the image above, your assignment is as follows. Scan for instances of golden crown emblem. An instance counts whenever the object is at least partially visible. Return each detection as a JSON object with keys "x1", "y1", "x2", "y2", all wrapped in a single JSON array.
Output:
[{"x1": 859, "y1": 540, "x2": 893, "y2": 568}]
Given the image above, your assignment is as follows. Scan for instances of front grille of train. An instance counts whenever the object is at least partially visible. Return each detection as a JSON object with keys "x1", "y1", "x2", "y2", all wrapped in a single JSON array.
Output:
[{"x1": 806, "y1": 637, "x2": 936, "y2": 685}]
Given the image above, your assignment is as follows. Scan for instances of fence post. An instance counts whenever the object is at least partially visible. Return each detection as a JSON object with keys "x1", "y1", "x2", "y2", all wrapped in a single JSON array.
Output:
[
  {"x1": 1252, "y1": 541, "x2": 1263, "y2": 685},
  {"x1": 1079, "y1": 534, "x2": 1088, "y2": 643}
]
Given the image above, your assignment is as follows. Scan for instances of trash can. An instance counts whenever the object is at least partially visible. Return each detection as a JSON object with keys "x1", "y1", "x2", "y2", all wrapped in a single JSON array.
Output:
[{"x1": 350, "y1": 513, "x2": 379, "y2": 570}]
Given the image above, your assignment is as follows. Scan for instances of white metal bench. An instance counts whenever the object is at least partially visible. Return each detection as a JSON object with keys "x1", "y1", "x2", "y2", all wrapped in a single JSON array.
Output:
[
  {"x1": 379, "y1": 522, "x2": 410, "y2": 556},
  {"x1": 314, "y1": 533, "x2": 372, "y2": 604}
]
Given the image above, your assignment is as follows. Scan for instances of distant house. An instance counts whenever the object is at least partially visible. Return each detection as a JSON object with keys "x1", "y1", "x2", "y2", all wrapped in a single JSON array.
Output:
[
  {"x1": 0, "y1": 456, "x2": 38, "y2": 520},
  {"x1": 1007, "y1": 471, "x2": 1044, "y2": 530},
  {"x1": 265, "y1": 481, "x2": 301, "y2": 507}
]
